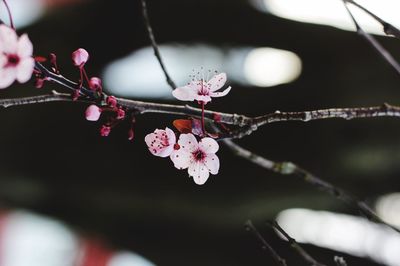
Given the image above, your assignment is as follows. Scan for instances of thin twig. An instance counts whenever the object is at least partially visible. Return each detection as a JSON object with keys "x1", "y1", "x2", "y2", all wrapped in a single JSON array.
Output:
[
  {"x1": 223, "y1": 139, "x2": 400, "y2": 233},
  {"x1": 245, "y1": 220, "x2": 287, "y2": 266},
  {"x1": 269, "y1": 221, "x2": 327, "y2": 266},
  {"x1": 342, "y1": 0, "x2": 400, "y2": 75},
  {"x1": 140, "y1": 0, "x2": 177, "y2": 90},
  {"x1": 344, "y1": 0, "x2": 400, "y2": 39}
]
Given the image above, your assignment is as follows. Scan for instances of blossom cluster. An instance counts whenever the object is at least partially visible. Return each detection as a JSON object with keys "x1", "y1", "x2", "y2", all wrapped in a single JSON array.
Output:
[{"x1": 145, "y1": 72, "x2": 231, "y2": 185}]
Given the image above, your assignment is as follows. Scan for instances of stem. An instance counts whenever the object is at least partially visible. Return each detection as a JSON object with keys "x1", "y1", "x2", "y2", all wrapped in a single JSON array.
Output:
[
  {"x1": 223, "y1": 139, "x2": 400, "y2": 234},
  {"x1": 269, "y1": 221, "x2": 327, "y2": 266},
  {"x1": 2, "y1": 0, "x2": 14, "y2": 29},
  {"x1": 245, "y1": 220, "x2": 287, "y2": 266},
  {"x1": 201, "y1": 101, "x2": 206, "y2": 136}
]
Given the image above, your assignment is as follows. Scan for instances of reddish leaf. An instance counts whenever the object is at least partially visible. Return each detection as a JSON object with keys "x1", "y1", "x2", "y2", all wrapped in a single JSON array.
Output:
[{"x1": 173, "y1": 119, "x2": 192, "y2": 133}]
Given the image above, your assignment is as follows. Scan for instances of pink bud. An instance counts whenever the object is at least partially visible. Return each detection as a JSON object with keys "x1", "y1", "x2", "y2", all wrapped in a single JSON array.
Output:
[
  {"x1": 72, "y1": 48, "x2": 89, "y2": 67},
  {"x1": 85, "y1": 105, "x2": 102, "y2": 121},
  {"x1": 106, "y1": 96, "x2": 117, "y2": 108},
  {"x1": 100, "y1": 125, "x2": 111, "y2": 137},
  {"x1": 89, "y1": 77, "x2": 102, "y2": 91},
  {"x1": 116, "y1": 108, "x2": 125, "y2": 120}
]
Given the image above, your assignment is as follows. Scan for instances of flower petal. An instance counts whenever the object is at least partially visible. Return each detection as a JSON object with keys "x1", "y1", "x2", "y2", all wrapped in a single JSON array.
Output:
[
  {"x1": 210, "y1": 86, "x2": 231, "y2": 98},
  {"x1": 0, "y1": 25, "x2": 18, "y2": 54},
  {"x1": 199, "y1": 137, "x2": 219, "y2": 154},
  {"x1": 85, "y1": 105, "x2": 102, "y2": 121},
  {"x1": 177, "y1": 133, "x2": 198, "y2": 152},
  {"x1": 194, "y1": 95, "x2": 211, "y2": 103},
  {"x1": 16, "y1": 57, "x2": 34, "y2": 83},
  {"x1": 204, "y1": 154, "x2": 220, "y2": 175},
  {"x1": 165, "y1": 127, "x2": 176, "y2": 145},
  {"x1": 145, "y1": 128, "x2": 175, "y2": 158},
  {"x1": 18, "y1": 34, "x2": 33, "y2": 57},
  {"x1": 0, "y1": 67, "x2": 16, "y2": 89},
  {"x1": 208, "y1": 73, "x2": 227, "y2": 92},
  {"x1": 188, "y1": 162, "x2": 210, "y2": 185},
  {"x1": 172, "y1": 86, "x2": 198, "y2": 101},
  {"x1": 170, "y1": 149, "x2": 191, "y2": 170}
]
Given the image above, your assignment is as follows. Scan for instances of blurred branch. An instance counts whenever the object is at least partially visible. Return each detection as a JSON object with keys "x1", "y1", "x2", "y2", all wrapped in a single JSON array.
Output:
[
  {"x1": 223, "y1": 139, "x2": 400, "y2": 234},
  {"x1": 269, "y1": 221, "x2": 327, "y2": 266},
  {"x1": 245, "y1": 220, "x2": 288, "y2": 266},
  {"x1": 140, "y1": 0, "x2": 177, "y2": 90},
  {"x1": 342, "y1": 0, "x2": 400, "y2": 75},
  {"x1": 334, "y1": 256, "x2": 348, "y2": 266}
]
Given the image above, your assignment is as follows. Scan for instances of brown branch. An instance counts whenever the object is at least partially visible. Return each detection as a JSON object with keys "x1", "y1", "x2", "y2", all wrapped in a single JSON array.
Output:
[
  {"x1": 342, "y1": 0, "x2": 400, "y2": 75},
  {"x1": 269, "y1": 221, "x2": 327, "y2": 266},
  {"x1": 222, "y1": 139, "x2": 400, "y2": 233},
  {"x1": 140, "y1": 0, "x2": 177, "y2": 90},
  {"x1": 245, "y1": 220, "x2": 287, "y2": 266}
]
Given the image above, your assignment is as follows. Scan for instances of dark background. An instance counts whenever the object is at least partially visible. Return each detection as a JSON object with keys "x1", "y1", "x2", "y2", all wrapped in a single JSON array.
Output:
[{"x1": 1, "y1": 0, "x2": 400, "y2": 265}]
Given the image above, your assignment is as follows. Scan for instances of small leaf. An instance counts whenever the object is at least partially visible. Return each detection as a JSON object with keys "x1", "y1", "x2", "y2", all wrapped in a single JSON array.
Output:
[{"x1": 173, "y1": 119, "x2": 192, "y2": 133}]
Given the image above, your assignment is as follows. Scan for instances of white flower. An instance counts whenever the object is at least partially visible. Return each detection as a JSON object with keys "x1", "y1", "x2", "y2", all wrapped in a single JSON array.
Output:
[
  {"x1": 172, "y1": 73, "x2": 231, "y2": 104},
  {"x1": 145, "y1": 127, "x2": 177, "y2": 158},
  {"x1": 170, "y1": 133, "x2": 220, "y2": 185},
  {"x1": 0, "y1": 25, "x2": 34, "y2": 89}
]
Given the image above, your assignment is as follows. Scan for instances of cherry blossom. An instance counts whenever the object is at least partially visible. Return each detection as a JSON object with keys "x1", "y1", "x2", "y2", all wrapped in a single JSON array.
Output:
[
  {"x1": 100, "y1": 125, "x2": 111, "y2": 137},
  {"x1": 170, "y1": 134, "x2": 220, "y2": 185},
  {"x1": 0, "y1": 25, "x2": 34, "y2": 89},
  {"x1": 172, "y1": 73, "x2": 231, "y2": 104},
  {"x1": 145, "y1": 127, "x2": 177, "y2": 158},
  {"x1": 72, "y1": 48, "x2": 89, "y2": 67},
  {"x1": 85, "y1": 105, "x2": 102, "y2": 121}
]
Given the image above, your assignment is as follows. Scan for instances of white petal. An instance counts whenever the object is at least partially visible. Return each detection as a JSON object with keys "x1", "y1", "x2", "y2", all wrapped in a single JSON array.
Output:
[
  {"x1": 18, "y1": 34, "x2": 33, "y2": 57},
  {"x1": 170, "y1": 149, "x2": 191, "y2": 170},
  {"x1": 194, "y1": 95, "x2": 211, "y2": 103},
  {"x1": 177, "y1": 133, "x2": 198, "y2": 152},
  {"x1": 165, "y1": 127, "x2": 176, "y2": 145},
  {"x1": 204, "y1": 154, "x2": 220, "y2": 175},
  {"x1": 210, "y1": 86, "x2": 231, "y2": 98},
  {"x1": 172, "y1": 86, "x2": 198, "y2": 101},
  {"x1": 157, "y1": 145, "x2": 174, "y2": 157},
  {"x1": 188, "y1": 162, "x2": 210, "y2": 185},
  {"x1": 0, "y1": 67, "x2": 16, "y2": 89},
  {"x1": 199, "y1": 137, "x2": 219, "y2": 154},
  {"x1": 16, "y1": 57, "x2": 34, "y2": 83},
  {"x1": 208, "y1": 73, "x2": 227, "y2": 92},
  {"x1": 0, "y1": 25, "x2": 18, "y2": 53}
]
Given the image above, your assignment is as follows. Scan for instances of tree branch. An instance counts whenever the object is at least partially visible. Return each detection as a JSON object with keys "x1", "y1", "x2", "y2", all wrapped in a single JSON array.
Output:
[
  {"x1": 344, "y1": 0, "x2": 400, "y2": 39},
  {"x1": 269, "y1": 221, "x2": 327, "y2": 266},
  {"x1": 342, "y1": 0, "x2": 400, "y2": 75},
  {"x1": 245, "y1": 220, "x2": 287, "y2": 266},
  {"x1": 140, "y1": 0, "x2": 177, "y2": 90},
  {"x1": 222, "y1": 139, "x2": 400, "y2": 233}
]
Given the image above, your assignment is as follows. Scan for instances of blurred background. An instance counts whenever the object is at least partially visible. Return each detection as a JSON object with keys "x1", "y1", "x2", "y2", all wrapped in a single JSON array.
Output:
[{"x1": 1, "y1": 0, "x2": 400, "y2": 265}]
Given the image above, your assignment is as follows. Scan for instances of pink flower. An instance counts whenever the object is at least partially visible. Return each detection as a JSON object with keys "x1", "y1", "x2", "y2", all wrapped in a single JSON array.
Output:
[
  {"x1": 172, "y1": 73, "x2": 231, "y2": 104},
  {"x1": 145, "y1": 127, "x2": 176, "y2": 158},
  {"x1": 89, "y1": 77, "x2": 102, "y2": 91},
  {"x1": 0, "y1": 25, "x2": 34, "y2": 89},
  {"x1": 72, "y1": 48, "x2": 89, "y2": 67},
  {"x1": 170, "y1": 134, "x2": 220, "y2": 185},
  {"x1": 85, "y1": 105, "x2": 102, "y2": 121},
  {"x1": 106, "y1": 96, "x2": 117, "y2": 108}
]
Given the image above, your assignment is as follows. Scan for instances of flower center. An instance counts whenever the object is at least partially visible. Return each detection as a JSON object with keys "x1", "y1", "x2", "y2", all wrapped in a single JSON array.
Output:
[
  {"x1": 5, "y1": 54, "x2": 20, "y2": 67},
  {"x1": 193, "y1": 149, "x2": 205, "y2": 162},
  {"x1": 197, "y1": 80, "x2": 210, "y2": 96}
]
